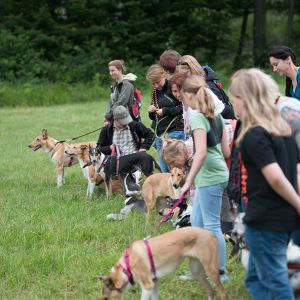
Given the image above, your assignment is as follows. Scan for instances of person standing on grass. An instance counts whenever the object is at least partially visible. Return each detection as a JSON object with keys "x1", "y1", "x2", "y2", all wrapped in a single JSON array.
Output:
[
  {"x1": 180, "y1": 75, "x2": 230, "y2": 282},
  {"x1": 229, "y1": 68, "x2": 300, "y2": 300},
  {"x1": 146, "y1": 64, "x2": 185, "y2": 172},
  {"x1": 269, "y1": 46, "x2": 300, "y2": 100},
  {"x1": 104, "y1": 60, "x2": 134, "y2": 123}
]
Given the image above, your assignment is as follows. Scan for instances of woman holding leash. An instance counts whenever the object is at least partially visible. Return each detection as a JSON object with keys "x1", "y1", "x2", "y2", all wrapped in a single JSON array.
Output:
[
  {"x1": 269, "y1": 46, "x2": 300, "y2": 100},
  {"x1": 104, "y1": 60, "x2": 135, "y2": 122},
  {"x1": 180, "y1": 75, "x2": 230, "y2": 282},
  {"x1": 229, "y1": 68, "x2": 300, "y2": 299},
  {"x1": 146, "y1": 64, "x2": 185, "y2": 172}
]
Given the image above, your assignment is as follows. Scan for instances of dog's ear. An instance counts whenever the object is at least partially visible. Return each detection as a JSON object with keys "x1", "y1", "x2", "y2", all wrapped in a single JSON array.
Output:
[
  {"x1": 80, "y1": 145, "x2": 88, "y2": 150},
  {"x1": 111, "y1": 264, "x2": 124, "y2": 289},
  {"x1": 99, "y1": 275, "x2": 110, "y2": 285},
  {"x1": 42, "y1": 129, "x2": 48, "y2": 139}
]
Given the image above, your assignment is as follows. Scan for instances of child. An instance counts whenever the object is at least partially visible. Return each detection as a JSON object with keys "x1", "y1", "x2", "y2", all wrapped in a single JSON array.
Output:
[{"x1": 229, "y1": 68, "x2": 300, "y2": 299}]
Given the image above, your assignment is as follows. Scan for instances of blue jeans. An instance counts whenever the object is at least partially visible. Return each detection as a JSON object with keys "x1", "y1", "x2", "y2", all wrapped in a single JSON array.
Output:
[
  {"x1": 155, "y1": 130, "x2": 187, "y2": 172},
  {"x1": 191, "y1": 181, "x2": 228, "y2": 273},
  {"x1": 244, "y1": 225, "x2": 294, "y2": 300}
]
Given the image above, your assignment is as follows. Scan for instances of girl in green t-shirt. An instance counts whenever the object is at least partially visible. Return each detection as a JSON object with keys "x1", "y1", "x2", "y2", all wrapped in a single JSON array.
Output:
[{"x1": 180, "y1": 75, "x2": 230, "y2": 281}]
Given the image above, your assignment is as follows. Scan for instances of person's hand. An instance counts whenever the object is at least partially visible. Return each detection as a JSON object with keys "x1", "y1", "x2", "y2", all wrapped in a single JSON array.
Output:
[
  {"x1": 184, "y1": 123, "x2": 191, "y2": 135},
  {"x1": 156, "y1": 109, "x2": 163, "y2": 116},
  {"x1": 180, "y1": 177, "x2": 193, "y2": 196},
  {"x1": 148, "y1": 105, "x2": 157, "y2": 113},
  {"x1": 139, "y1": 148, "x2": 146, "y2": 152}
]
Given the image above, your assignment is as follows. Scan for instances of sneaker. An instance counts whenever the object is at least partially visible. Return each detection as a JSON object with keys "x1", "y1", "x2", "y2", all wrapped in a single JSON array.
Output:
[{"x1": 179, "y1": 273, "x2": 194, "y2": 280}]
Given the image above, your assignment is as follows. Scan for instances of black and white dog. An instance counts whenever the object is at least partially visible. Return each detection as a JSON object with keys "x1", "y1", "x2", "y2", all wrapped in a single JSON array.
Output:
[
  {"x1": 89, "y1": 147, "x2": 160, "y2": 196},
  {"x1": 107, "y1": 172, "x2": 147, "y2": 220}
]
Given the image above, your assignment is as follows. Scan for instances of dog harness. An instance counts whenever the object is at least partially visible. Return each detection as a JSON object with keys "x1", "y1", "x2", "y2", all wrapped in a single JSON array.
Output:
[{"x1": 119, "y1": 239, "x2": 157, "y2": 285}]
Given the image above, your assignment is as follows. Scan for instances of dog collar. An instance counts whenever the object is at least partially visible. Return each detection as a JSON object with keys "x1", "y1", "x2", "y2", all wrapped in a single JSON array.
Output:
[
  {"x1": 50, "y1": 142, "x2": 60, "y2": 158},
  {"x1": 82, "y1": 161, "x2": 92, "y2": 168}
]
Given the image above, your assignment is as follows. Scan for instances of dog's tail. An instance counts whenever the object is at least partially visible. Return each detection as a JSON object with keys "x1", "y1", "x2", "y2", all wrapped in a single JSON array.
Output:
[{"x1": 153, "y1": 159, "x2": 161, "y2": 172}]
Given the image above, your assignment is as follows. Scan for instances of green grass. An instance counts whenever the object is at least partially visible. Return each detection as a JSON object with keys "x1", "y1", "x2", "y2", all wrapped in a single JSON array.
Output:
[{"x1": 0, "y1": 96, "x2": 250, "y2": 299}]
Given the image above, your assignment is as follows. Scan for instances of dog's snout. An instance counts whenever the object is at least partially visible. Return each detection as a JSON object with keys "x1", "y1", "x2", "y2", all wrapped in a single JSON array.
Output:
[
  {"x1": 173, "y1": 184, "x2": 179, "y2": 189},
  {"x1": 28, "y1": 144, "x2": 32, "y2": 148}
]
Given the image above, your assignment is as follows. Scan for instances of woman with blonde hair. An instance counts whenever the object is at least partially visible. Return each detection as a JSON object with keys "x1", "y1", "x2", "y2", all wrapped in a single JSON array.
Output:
[
  {"x1": 229, "y1": 68, "x2": 300, "y2": 299},
  {"x1": 146, "y1": 64, "x2": 185, "y2": 172},
  {"x1": 105, "y1": 60, "x2": 135, "y2": 122},
  {"x1": 180, "y1": 75, "x2": 230, "y2": 281},
  {"x1": 177, "y1": 55, "x2": 235, "y2": 119}
]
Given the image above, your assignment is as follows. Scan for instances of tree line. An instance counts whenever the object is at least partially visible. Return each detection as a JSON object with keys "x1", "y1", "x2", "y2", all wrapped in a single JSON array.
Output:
[{"x1": 0, "y1": 0, "x2": 299, "y2": 83}]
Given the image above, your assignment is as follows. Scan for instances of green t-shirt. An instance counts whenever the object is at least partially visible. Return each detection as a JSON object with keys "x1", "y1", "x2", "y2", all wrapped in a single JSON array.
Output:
[{"x1": 190, "y1": 112, "x2": 229, "y2": 187}]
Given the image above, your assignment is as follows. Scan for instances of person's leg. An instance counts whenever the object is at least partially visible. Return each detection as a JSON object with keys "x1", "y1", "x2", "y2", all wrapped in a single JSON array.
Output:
[
  {"x1": 190, "y1": 188, "x2": 204, "y2": 228},
  {"x1": 244, "y1": 225, "x2": 294, "y2": 300},
  {"x1": 198, "y1": 182, "x2": 227, "y2": 273},
  {"x1": 154, "y1": 137, "x2": 169, "y2": 172}
]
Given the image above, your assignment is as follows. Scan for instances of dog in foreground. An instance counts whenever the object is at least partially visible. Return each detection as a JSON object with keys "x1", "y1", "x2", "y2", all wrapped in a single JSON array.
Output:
[
  {"x1": 28, "y1": 129, "x2": 96, "y2": 187},
  {"x1": 100, "y1": 227, "x2": 228, "y2": 300}
]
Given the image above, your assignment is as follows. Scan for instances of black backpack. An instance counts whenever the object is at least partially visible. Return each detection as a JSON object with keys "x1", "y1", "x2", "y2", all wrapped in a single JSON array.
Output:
[
  {"x1": 203, "y1": 66, "x2": 235, "y2": 119},
  {"x1": 227, "y1": 121, "x2": 242, "y2": 201}
]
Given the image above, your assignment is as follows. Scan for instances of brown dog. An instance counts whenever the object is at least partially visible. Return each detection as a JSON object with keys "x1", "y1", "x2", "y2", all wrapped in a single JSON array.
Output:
[
  {"x1": 65, "y1": 145, "x2": 104, "y2": 197},
  {"x1": 28, "y1": 129, "x2": 97, "y2": 187},
  {"x1": 100, "y1": 227, "x2": 228, "y2": 300},
  {"x1": 141, "y1": 167, "x2": 185, "y2": 222}
]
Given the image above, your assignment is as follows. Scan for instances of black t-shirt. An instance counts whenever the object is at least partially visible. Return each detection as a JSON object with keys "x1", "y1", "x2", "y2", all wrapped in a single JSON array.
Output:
[{"x1": 241, "y1": 126, "x2": 300, "y2": 231}]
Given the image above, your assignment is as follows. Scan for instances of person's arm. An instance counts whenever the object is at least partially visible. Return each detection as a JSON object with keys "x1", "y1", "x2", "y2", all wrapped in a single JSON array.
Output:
[
  {"x1": 261, "y1": 163, "x2": 300, "y2": 215},
  {"x1": 297, "y1": 164, "x2": 300, "y2": 195},
  {"x1": 221, "y1": 127, "x2": 231, "y2": 159},
  {"x1": 97, "y1": 126, "x2": 112, "y2": 155},
  {"x1": 180, "y1": 129, "x2": 207, "y2": 195},
  {"x1": 162, "y1": 101, "x2": 183, "y2": 117},
  {"x1": 136, "y1": 123, "x2": 155, "y2": 151}
]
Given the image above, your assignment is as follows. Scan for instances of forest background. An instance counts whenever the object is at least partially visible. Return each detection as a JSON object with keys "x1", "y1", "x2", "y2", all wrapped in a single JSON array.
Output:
[{"x1": 0, "y1": 0, "x2": 300, "y2": 107}]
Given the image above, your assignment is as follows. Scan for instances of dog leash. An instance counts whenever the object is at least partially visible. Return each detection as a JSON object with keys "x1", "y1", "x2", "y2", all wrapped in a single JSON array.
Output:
[
  {"x1": 57, "y1": 126, "x2": 103, "y2": 143},
  {"x1": 145, "y1": 193, "x2": 186, "y2": 239}
]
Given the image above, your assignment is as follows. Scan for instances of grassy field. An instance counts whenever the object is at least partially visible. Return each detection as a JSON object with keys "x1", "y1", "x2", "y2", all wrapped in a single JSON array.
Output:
[{"x1": 0, "y1": 99, "x2": 250, "y2": 300}]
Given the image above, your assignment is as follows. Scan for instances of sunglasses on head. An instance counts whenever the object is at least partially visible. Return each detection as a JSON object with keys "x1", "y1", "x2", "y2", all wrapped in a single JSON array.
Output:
[{"x1": 177, "y1": 61, "x2": 189, "y2": 66}]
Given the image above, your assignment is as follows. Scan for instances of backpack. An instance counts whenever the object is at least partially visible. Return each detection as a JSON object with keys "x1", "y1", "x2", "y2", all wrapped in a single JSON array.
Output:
[
  {"x1": 132, "y1": 88, "x2": 142, "y2": 121},
  {"x1": 203, "y1": 66, "x2": 235, "y2": 119},
  {"x1": 227, "y1": 121, "x2": 248, "y2": 211}
]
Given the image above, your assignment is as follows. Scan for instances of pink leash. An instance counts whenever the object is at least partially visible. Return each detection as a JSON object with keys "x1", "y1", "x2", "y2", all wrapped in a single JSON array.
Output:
[{"x1": 145, "y1": 193, "x2": 186, "y2": 239}]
